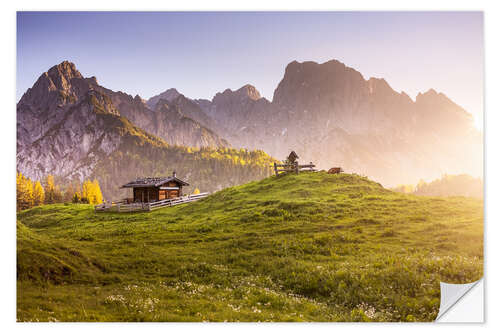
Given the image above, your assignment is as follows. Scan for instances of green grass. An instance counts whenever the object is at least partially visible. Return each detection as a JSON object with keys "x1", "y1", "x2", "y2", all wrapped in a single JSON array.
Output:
[{"x1": 16, "y1": 172, "x2": 483, "y2": 322}]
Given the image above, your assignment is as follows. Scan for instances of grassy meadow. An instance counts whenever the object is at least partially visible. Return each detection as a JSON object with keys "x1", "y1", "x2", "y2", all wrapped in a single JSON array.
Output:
[{"x1": 16, "y1": 172, "x2": 483, "y2": 322}]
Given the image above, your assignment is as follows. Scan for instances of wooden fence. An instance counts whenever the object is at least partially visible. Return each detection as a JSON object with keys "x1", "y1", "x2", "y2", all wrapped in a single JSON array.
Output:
[
  {"x1": 273, "y1": 161, "x2": 316, "y2": 176},
  {"x1": 94, "y1": 192, "x2": 209, "y2": 213}
]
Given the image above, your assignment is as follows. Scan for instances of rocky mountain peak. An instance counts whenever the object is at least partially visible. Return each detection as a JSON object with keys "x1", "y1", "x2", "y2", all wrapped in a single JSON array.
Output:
[
  {"x1": 415, "y1": 89, "x2": 464, "y2": 111},
  {"x1": 18, "y1": 60, "x2": 95, "y2": 111},
  {"x1": 146, "y1": 88, "x2": 181, "y2": 109},
  {"x1": 133, "y1": 94, "x2": 147, "y2": 105},
  {"x1": 283, "y1": 59, "x2": 347, "y2": 75},
  {"x1": 236, "y1": 84, "x2": 261, "y2": 101},
  {"x1": 272, "y1": 59, "x2": 365, "y2": 107},
  {"x1": 213, "y1": 84, "x2": 263, "y2": 105},
  {"x1": 47, "y1": 60, "x2": 83, "y2": 82},
  {"x1": 416, "y1": 88, "x2": 437, "y2": 99}
]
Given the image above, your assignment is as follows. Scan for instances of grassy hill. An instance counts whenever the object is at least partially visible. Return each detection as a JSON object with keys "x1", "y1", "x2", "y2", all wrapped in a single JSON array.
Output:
[{"x1": 17, "y1": 172, "x2": 483, "y2": 322}]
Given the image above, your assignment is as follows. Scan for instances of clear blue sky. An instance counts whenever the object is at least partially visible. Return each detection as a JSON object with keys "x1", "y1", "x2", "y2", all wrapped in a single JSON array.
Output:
[{"x1": 17, "y1": 11, "x2": 484, "y2": 126}]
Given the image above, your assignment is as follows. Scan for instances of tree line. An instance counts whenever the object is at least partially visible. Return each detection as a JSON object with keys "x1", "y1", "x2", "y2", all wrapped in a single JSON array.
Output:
[
  {"x1": 391, "y1": 174, "x2": 483, "y2": 198},
  {"x1": 16, "y1": 173, "x2": 103, "y2": 211},
  {"x1": 92, "y1": 144, "x2": 276, "y2": 199}
]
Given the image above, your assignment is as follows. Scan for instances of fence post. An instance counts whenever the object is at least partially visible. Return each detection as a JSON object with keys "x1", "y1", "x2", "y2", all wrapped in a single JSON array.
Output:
[{"x1": 274, "y1": 162, "x2": 278, "y2": 176}]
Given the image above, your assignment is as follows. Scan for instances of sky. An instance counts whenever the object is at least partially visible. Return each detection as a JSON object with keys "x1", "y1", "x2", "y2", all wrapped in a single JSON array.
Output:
[{"x1": 17, "y1": 11, "x2": 484, "y2": 128}]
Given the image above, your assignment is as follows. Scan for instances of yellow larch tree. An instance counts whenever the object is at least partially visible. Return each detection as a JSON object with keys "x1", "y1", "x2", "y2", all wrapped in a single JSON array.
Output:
[{"x1": 33, "y1": 180, "x2": 45, "y2": 206}]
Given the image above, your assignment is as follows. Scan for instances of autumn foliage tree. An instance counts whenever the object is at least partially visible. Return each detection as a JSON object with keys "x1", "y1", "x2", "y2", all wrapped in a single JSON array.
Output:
[
  {"x1": 33, "y1": 180, "x2": 45, "y2": 206},
  {"x1": 16, "y1": 172, "x2": 34, "y2": 211},
  {"x1": 81, "y1": 179, "x2": 103, "y2": 204},
  {"x1": 44, "y1": 175, "x2": 62, "y2": 204},
  {"x1": 16, "y1": 173, "x2": 104, "y2": 210}
]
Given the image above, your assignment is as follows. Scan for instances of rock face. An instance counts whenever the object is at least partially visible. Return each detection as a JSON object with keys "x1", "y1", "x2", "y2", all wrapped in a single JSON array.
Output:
[
  {"x1": 17, "y1": 88, "x2": 162, "y2": 181},
  {"x1": 92, "y1": 87, "x2": 225, "y2": 148},
  {"x1": 195, "y1": 85, "x2": 277, "y2": 150},
  {"x1": 152, "y1": 98, "x2": 227, "y2": 148}
]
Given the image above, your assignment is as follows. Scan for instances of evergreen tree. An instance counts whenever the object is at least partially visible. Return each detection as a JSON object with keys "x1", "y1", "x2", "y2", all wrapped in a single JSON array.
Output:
[{"x1": 33, "y1": 180, "x2": 45, "y2": 206}]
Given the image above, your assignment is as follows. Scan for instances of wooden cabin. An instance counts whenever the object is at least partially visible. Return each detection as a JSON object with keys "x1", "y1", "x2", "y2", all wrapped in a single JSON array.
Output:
[{"x1": 121, "y1": 172, "x2": 189, "y2": 203}]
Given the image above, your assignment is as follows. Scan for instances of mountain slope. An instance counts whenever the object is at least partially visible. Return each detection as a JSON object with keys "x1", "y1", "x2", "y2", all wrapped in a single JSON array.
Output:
[{"x1": 17, "y1": 172, "x2": 483, "y2": 321}]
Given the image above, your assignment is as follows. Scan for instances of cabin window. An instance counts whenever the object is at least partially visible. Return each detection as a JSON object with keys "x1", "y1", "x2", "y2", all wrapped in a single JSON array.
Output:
[
  {"x1": 169, "y1": 190, "x2": 179, "y2": 198},
  {"x1": 159, "y1": 190, "x2": 167, "y2": 201}
]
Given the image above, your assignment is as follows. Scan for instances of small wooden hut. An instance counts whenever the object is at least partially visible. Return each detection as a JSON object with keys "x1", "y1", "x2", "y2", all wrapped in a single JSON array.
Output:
[
  {"x1": 121, "y1": 171, "x2": 189, "y2": 203},
  {"x1": 287, "y1": 151, "x2": 299, "y2": 163},
  {"x1": 273, "y1": 151, "x2": 316, "y2": 176}
]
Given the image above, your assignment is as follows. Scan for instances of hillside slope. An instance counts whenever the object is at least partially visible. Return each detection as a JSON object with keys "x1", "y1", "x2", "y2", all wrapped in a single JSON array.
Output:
[{"x1": 17, "y1": 172, "x2": 483, "y2": 322}]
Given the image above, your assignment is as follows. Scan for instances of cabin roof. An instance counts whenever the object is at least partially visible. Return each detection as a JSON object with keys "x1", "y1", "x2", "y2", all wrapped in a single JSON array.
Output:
[
  {"x1": 121, "y1": 176, "x2": 189, "y2": 188},
  {"x1": 287, "y1": 150, "x2": 299, "y2": 161}
]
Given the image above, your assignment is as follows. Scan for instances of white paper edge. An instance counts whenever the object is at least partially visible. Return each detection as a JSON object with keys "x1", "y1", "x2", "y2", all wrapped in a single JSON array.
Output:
[{"x1": 435, "y1": 278, "x2": 484, "y2": 322}]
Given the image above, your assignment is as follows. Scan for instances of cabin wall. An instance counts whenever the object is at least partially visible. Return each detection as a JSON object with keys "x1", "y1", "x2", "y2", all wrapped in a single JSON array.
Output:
[
  {"x1": 158, "y1": 189, "x2": 180, "y2": 200},
  {"x1": 168, "y1": 190, "x2": 179, "y2": 198},
  {"x1": 133, "y1": 187, "x2": 158, "y2": 203},
  {"x1": 130, "y1": 183, "x2": 184, "y2": 202}
]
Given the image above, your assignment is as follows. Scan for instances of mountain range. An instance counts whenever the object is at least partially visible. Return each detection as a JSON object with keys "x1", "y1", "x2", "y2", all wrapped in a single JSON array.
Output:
[
  {"x1": 16, "y1": 61, "x2": 273, "y2": 198},
  {"x1": 157, "y1": 59, "x2": 482, "y2": 186},
  {"x1": 17, "y1": 59, "x2": 482, "y2": 197}
]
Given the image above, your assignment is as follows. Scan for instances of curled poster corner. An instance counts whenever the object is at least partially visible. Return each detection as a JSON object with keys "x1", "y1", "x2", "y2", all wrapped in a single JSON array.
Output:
[{"x1": 435, "y1": 278, "x2": 483, "y2": 322}]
